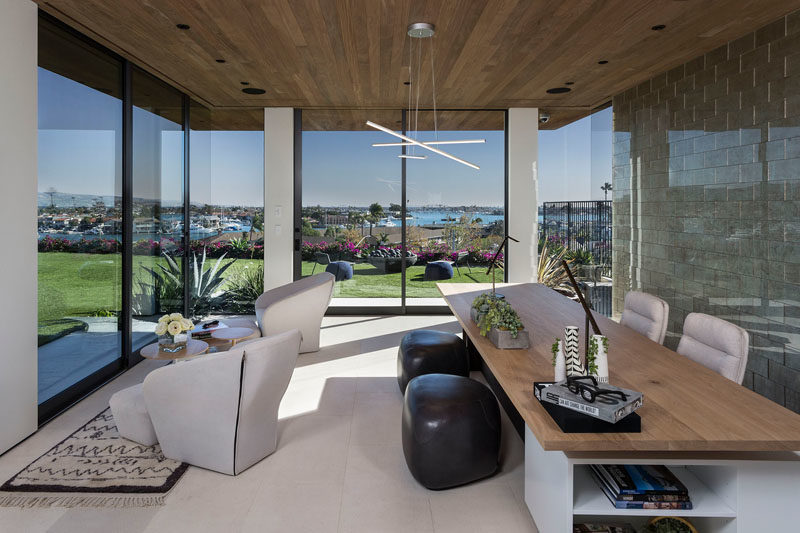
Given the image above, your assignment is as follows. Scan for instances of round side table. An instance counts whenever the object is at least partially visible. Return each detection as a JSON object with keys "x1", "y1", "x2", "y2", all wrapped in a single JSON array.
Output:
[
  {"x1": 211, "y1": 327, "x2": 257, "y2": 347},
  {"x1": 140, "y1": 339, "x2": 209, "y2": 361}
]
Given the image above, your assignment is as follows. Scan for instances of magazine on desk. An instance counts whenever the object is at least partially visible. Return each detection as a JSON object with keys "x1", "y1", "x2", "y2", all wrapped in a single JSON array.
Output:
[{"x1": 535, "y1": 381, "x2": 643, "y2": 424}]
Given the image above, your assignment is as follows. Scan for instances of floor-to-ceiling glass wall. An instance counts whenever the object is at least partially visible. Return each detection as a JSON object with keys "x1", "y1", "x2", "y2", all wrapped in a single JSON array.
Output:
[
  {"x1": 37, "y1": 17, "x2": 124, "y2": 412},
  {"x1": 298, "y1": 109, "x2": 507, "y2": 309},
  {"x1": 404, "y1": 110, "x2": 506, "y2": 306},
  {"x1": 131, "y1": 68, "x2": 184, "y2": 349},
  {"x1": 538, "y1": 105, "x2": 613, "y2": 315},
  {"x1": 300, "y1": 110, "x2": 403, "y2": 308},
  {"x1": 190, "y1": 104, "x2": 265, "y2": 316}
]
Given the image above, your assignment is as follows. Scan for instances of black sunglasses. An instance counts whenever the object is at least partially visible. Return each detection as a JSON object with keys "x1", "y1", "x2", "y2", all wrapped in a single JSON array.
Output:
[{"x1": 562, "y1": 375, "x2": 628, "y2": 404}]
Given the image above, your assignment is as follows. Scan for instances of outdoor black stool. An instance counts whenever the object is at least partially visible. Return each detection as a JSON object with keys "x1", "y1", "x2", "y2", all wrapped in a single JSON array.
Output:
[
  {"x1": 397, "y1": 330, "x2": 468, "y2": 393},
  {"x1": 325, "y1": 261, "x2": 353, "y2": 281},
  {"x1": 425, "y1": 261, "x2": 453, "y2": 281},
  {"x1": 402, "y1": 374, "x2": 501, "y2": 490},
  {"x1": 424, "y1": 260, "x2": 454, "y2": 281}
]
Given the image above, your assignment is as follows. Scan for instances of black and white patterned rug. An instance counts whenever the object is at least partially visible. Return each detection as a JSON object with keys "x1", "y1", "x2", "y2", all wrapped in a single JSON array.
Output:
[{"x1": 0, "y1": 408, "x2": 188, "y2": 508}]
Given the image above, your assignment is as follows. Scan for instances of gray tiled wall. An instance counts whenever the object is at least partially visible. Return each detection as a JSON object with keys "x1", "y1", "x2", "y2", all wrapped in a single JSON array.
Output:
[{"x1": 612, "y1": 11, "x2": 800, "y2": 411}]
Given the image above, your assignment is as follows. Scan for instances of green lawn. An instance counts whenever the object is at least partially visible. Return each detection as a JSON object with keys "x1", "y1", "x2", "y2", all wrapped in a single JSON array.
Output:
[
  {"x1": 37, "y1": 253, "x2": 493, "y2": 343},
  {"x1": 301, "y1": 260, "x2": 494, "y2": 298},
  {"x1": 38, "y1": 252, "x2": 263, "y2": 342}
]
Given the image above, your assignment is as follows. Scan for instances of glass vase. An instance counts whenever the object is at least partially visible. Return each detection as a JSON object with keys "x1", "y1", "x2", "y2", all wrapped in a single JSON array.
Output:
[{"x1": 158, "y1": 333, "x2": 188, "y2": 353}]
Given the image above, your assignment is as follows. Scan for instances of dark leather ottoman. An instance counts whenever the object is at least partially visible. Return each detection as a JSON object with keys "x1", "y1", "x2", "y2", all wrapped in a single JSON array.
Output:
[
  {"x1": 402, "y1": 374, "x2": 501, "y2": 490},
  {"x1": 397, "y1": 330, "x2": 468, "y2": 393}
]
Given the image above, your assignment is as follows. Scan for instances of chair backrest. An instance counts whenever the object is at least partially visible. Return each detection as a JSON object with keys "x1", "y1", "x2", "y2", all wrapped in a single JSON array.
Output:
[
  {"x1": 676, "y1": 313, "x2": 749, "y2": 384},
  {"x1": 456, "y1": 251, "x2": 468, "y2": 264},
  {"x1": 314, "y1": 252, "x2": 331, "y2": 265},
  {"x1": 235, "y1": 329, "x2": 302, "y2": 473},
  {"x1": 619, "y1": 291, "x2": 669, "y2": 344},
  {"x1": 254, "y1": 272, "x2": 334, "y2": 352}
]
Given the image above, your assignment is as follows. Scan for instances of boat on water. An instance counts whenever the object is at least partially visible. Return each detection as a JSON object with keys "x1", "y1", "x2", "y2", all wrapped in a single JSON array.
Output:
[
  {"x1": 377, "y1": 215, "x2": 398, "y2": 227},
  {"x1": 84, "y1": 227, "x2": 103, "y2": 235}
]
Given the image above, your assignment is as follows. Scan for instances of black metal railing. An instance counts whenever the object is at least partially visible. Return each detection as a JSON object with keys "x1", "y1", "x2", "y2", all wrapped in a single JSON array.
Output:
[{"x1": 542, "y1": 200, "x2": 612, "y2": 316}]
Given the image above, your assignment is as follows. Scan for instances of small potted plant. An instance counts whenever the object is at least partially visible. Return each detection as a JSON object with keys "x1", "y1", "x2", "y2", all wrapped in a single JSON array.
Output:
[
  {"x1": 470, "y1": 292, "x2": 503, "y2": 323},
  {"x1": 477, "y1": 299, "x2": 530, "y2": 349},
  {"x1": 155, "y1": 312, "x2": 194, "y2": 353}
]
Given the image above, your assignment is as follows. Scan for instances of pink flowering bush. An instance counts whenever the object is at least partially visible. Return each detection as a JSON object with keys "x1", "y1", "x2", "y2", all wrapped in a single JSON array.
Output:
[
  {"x1": 39, "y1": 236, "x2": 264, "y2": 259},
  {"x1": 300, "y1": 239, "x2": 500, "y2": 265}
]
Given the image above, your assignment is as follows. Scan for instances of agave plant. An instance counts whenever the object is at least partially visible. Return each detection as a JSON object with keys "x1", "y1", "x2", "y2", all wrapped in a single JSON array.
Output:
[
  {"x1": 538, "y1": 242, "x2": 575, "y2": 296},
  {"x1": 134, "y1": 249, "x2": 236, "y2": 319},
  {"x1": 227, "y1": 237, "x2": 252, "y2": 256}
]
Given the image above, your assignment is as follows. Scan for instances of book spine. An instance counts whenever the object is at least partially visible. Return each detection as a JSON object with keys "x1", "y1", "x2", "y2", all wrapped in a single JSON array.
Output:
[{"x1": 612, "y1": 500, "x2": 693, "y2": 510}]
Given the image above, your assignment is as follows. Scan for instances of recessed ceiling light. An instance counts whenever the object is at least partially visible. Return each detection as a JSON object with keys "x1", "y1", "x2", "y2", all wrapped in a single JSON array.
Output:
[
  {"x1": 598, "y1": 60, "x2": 609, "y2": 64},
  {"x1": 565, "y1": 81, "x2": 575, "y2": 85},
  {"x1": 240, "y1": 81, "x2": 250, "y2": 85},
  {"x1": 546, "y1": 87, "x2": 571, "y2": 94},
  {"x1": 651, "y1": 24, "x2": 666, "y2": 31},
  {"x1": 176, "y1": 23, "x2": 190, "y2": 30},
  {"x1": 242, "y1": 87, "x2": 266, "y2": 95},
  {"x1": 216, "y1": 59, "x2": 226, "y2": 63}
]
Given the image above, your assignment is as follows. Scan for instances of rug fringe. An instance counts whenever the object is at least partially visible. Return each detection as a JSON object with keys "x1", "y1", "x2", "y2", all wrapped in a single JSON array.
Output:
[{"x1": 0, "y1": 493, "x2": 166, "y2": 508}]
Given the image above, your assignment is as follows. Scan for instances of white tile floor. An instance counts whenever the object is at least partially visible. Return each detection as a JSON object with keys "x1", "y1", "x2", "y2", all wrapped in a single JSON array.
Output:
[{"x1": 0, "y1": 316, "x2": 538, "y2": 533}]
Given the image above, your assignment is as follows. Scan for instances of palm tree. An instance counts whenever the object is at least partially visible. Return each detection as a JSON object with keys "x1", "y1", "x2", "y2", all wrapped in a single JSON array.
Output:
[
  {"x1": 601, "y1": 182, "x2": 612, "y2": 201},
  {"x1": 367, "y1": 203, "x2": 384, "y2": 236}
]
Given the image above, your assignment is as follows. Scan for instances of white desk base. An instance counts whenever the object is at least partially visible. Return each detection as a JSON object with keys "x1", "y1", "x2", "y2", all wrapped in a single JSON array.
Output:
[{"x1": 524, "y1": 427, "x2": 800, "y2": 532}]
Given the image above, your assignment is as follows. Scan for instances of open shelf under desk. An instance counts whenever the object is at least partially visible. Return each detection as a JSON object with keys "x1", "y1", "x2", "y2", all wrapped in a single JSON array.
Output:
[{"x1": 572, "y1": 465, "x2": 736, "y2": 518}]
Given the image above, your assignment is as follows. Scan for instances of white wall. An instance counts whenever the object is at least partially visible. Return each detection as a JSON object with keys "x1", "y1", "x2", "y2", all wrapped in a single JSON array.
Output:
[
  {"x1": 0, "y1": 0, "x2": 38, "y2": 454},
  {"x1": 507, "y1": 108, "x2": 539, "y2": 283},
  {"x1": 263, "y1": 108, "x2": 295, "y2": 291}
]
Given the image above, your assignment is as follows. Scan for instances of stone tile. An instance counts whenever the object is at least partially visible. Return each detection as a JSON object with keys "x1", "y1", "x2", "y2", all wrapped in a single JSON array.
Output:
[{"x1": 754, "y1": 373, "x2": 786, "y2": 405}]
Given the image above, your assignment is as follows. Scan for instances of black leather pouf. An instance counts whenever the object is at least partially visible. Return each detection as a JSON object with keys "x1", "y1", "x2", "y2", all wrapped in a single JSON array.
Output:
[
  {"x1": 397, "y1": 330, "x2": 468, "y2": 393},
  {"x1": 402, "y1": 374, "x2": 501, "y2": 490}
]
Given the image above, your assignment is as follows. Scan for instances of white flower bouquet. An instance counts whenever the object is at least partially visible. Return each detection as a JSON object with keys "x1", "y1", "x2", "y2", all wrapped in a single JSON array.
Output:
[{"x1": 155, "y1": 312, "x2": 194, "y2": 353}]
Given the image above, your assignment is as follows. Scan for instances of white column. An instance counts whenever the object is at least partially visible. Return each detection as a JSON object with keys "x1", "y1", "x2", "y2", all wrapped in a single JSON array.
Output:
[
  {"x1": 0, "y1": 0, "x2": 38, "y2": 453},
  {"x1": 263, "y1": 108, "x2": 295, "y2": 291},
  {"x1": 507, "y1": 108, "x2": 539, "y2": 283}
]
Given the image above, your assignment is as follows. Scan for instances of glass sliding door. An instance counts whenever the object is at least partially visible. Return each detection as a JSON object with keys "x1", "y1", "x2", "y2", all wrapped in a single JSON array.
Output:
[
  {"x1": 37, "y1": 17, "x2": 123, "y2": 413},
  {"x1": 189, "y1": 103, "x2": 265, "y2": 316},
  {"x1": 300, "y1": 110, "x2": 403, "y2": 309},
  {"x1": 404, "y1": 111, "x2": 507, "y2": 306},
  {"x1": 131, "y1": 68, "x2": 184, "y2": 348},
  {"x1": 538, "y1": 105, "x2": 613, "y2": 315}
]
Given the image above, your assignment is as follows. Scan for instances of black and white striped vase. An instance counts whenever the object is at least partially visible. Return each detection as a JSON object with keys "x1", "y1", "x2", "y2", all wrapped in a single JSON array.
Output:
[{"x1": 564, "y1": 326, "x2": 584, "y2": 377}]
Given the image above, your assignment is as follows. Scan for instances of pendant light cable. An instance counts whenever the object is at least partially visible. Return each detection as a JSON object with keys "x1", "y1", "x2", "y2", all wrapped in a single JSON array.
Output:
[{"x1": 430, "y1": 35, "x2": 438, "y2": 142}]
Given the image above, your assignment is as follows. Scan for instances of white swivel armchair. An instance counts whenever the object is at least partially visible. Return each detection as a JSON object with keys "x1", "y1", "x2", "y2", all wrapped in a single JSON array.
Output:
[
  {"x1": 142, "y1": 329, "x2": 302, "y2": 475},
  {"x1": 619, "y1": 291, "x2": 670, "y2": 344},
  {"x1": 677, "y1": 313, "x2": 749, "y2": 384},
  {"x1": 253, "y1": 272, "x2": 334, "y2": 353}
]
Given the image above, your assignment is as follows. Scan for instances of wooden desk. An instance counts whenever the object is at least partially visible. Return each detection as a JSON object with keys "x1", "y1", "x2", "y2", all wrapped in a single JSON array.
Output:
[{"x1": 439, "y1": 282, "x2": 800, "y2": 532}]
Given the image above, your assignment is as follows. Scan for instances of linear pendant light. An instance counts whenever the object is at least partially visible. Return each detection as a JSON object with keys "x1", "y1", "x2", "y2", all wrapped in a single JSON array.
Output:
[
  {"x1": 368, "y1": 22, "x2": 483, "y2": 170},
  {"x1": 367, "y1": 121, "x2": 479, "y2": 170},
  {"x1": 372, "y1": 139, "x2": 486, "y2": 147}
]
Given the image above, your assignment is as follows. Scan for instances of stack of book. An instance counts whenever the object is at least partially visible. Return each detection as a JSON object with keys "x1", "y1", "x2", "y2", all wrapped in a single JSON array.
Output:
[
  {"x1": 589, "y1": 464, "x2": 692, "y2": 510},
  {"x1": 190, "y1": 321, "x2": 225, "y2": 340}
]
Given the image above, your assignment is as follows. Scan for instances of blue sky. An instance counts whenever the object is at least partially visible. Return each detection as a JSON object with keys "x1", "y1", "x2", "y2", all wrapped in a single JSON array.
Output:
[{"x1": 39, "y1": 66, "x2": 612, "y2": 208}]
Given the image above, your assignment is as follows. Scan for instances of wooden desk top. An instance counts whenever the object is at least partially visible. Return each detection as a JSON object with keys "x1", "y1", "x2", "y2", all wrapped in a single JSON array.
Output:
[{"x1": 439, "y1": 282, "x2": 800, "y2": 452}]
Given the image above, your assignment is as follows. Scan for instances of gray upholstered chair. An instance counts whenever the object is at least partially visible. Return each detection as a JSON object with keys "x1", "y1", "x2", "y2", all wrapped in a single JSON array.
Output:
[
  {"x1": 676, "y1": 313, "x2": 749, "y2": 384},
  {"x1": 619, "y1": 291, "x2": 669, "y2": 344},
  {"x1": 254, "y1": 273, "x2": 334, "y2": 353},
  {"x1": 222, "y1": 273, "x2": 334, "y2": 353},
  {"x1": 143, "y1": 330, "x2": 302, "y2": 475}
]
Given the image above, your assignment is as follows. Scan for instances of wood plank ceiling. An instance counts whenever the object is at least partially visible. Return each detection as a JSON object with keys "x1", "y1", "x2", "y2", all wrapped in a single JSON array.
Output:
[{"x1": 36, "y1": 0, "x2": 800, "y2": 130}]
